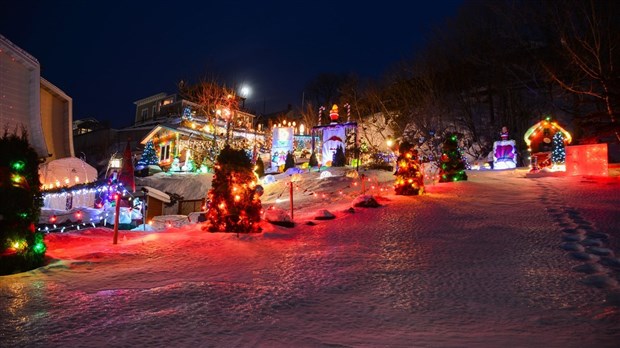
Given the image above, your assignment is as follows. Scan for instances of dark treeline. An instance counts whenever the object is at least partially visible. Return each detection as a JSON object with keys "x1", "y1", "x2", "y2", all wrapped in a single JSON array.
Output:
[{"x1": 300, "y1": 0, "x2": 619, "y2": 162}]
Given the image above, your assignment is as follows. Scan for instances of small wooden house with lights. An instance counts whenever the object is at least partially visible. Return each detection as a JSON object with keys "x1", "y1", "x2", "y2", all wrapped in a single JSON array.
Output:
[
  {"x1": 139, "y1": 114, "x2": 265, "y2": 170},
  {"x1": 524, "y1": 117, "x2": 572, "y2": 170}
]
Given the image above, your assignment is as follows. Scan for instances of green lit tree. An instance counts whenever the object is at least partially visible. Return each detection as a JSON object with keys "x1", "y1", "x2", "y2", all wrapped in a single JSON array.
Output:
[
  {"x1": 0, "y1": 130, "x2": 46, "y2": 275},
  {"x1": 438, "y1": 132, "x2": 468, "y2": 182},
  {"x1": 394, "y1": 142, "x2": 425, "y2": 195},
  {"x1": 551, "y1": 132, "x2": 566, "y2": 165},
  {"x1": 204, "y1": 146, "x2": 262, "y2": 233},
  {"x1": 137, "y1": 140, "x2": 159, "y2": 167},
  {"x1": 284, "y1": 151, "x2": 295, "y2": 171},
  {"x1": 332, "y1": 145, "x2": 346, "y2": 167}
]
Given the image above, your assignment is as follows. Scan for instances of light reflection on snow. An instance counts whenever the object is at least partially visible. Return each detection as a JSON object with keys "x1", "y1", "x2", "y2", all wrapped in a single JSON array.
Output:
[{"x1": 0, "y1": 169, "x2": 619, "y2": 347}]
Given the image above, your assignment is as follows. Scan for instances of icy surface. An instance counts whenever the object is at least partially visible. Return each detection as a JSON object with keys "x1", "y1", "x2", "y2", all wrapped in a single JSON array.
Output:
[{"x1": 1, "y1": 168, "x2": 620, "y2": 347}]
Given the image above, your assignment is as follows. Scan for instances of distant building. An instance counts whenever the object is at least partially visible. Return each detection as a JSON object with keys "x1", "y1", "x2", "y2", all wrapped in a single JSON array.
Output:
[
  {"x1": 133, "y1": 93, "x2": 199, "y2": 127},
  {"x1": 0, "y1": 34, "x2": 73, "y2": 162}
]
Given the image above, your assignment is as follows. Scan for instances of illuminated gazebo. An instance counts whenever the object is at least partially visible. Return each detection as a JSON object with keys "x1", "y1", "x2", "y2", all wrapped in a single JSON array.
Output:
[{"x1": 524, "y1": 116, "x2": 572, "y2": 171}]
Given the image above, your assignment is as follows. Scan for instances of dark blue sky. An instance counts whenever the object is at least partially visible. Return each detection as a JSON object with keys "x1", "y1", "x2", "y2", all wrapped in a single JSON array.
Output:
[{"x1": 1, "y1": 0, "x2": 462, "y2": 128}]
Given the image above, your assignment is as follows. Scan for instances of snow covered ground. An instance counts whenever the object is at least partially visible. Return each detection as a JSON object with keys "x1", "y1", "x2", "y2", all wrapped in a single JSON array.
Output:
[{"x1": 1, "y1": 167, "x2": 619, "y2": 347}]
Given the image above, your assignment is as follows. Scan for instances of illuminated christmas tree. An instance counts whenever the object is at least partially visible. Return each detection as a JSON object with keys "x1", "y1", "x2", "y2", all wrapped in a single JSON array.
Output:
[
  {"x1": 308, "y1": 152, "x2": 318, "y2": 167},
  {"x1": 551, "y1": 132, "x2": 566, "y2": 165},
  {"x1": 254, "y1": 156, "x2": 265, "y2": 177},
  {"x1": 394, "y1": 142, "x2": 425, "y2": 195},
  {"x1": 439, "y1": 133, "x2": 468, "y2": 182},
  {"x1": 0, "y1": 131, "x2": 46, "y2": 275},
  {"x1": 137, "y1": 140, "x2": 159, "y2": 167},
  {"x1": 204, "y1": 146, "x2": 262, "y2": 233},
  {"x1": 332, "y1": 145, "x2": 346, "y2": 167},
  {"x1": 284, "y1": 151, "x2": 295, "y2": 171}
]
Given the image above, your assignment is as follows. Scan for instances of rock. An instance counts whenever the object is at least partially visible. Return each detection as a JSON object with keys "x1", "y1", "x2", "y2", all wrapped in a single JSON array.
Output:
[
  {"x1": 269, "y1": 220, "x2": 295, "y2": 228},
  {"x1": 353, "y1": 195, "x2": 381, "y2": 208},
  {"x1": 315, "y1": 209, "x2": 335, "y2": 220},
  {"x1": 345, "y1": 207, "x2": 355, "y2": 213},
  {"x1": 264, "y1": 207, "x2": 292, "y2": 223}
]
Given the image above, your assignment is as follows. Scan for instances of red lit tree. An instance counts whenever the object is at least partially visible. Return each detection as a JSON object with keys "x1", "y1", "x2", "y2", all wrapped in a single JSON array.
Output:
[
  {"x1": 394, "y1": 142, "x2": 425, "y2": 195},
  {"x1": 204, "y1": 146, "x2": 262, "y2": 233}
]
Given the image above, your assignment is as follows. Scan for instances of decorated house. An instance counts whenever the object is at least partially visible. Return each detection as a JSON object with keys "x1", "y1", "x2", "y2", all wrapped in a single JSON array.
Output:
[
  {"x1": 524, "y1": 116, "x2": 572, "y2": 171},
  {"x1": 139, "y1": 112, "x2": 266, "y2": 171}
]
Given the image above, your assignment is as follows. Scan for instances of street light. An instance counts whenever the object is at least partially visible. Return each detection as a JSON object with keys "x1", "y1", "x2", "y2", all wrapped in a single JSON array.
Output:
[{"x1": 386, "y1": 135, "x2": 394, "y2": 149}]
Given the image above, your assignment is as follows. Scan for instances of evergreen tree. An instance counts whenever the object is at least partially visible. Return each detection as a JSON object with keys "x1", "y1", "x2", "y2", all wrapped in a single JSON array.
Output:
[
  {"x1": 254, "y1": 156, "x2": 265, "y2": 177},
  {"x1": 394, "y1": 142, "x2": 425, "y2": 195},
  {"x1": 204, "y1": 146, "x2": 262, "y2": 233},
  {"x1": 308, "y1": 152, "x2": 318, "y2": 167},
  {"x1": 551, "y1": 132, "x2": 566, "y2": 165},
  {"x1": 438, "y1": 133, "x2": 468, "y2": 182},
  {"x1": 332, "y1": 145, "x2": 346, "y2": 167},
  {"x1": 137, "y1": 140, "x2": 159, "y2": 167},
  {"x1": 0, "y1": 131, "x2": 46, "y2": 275},
  {"x1": 284, "y1": 151, "x2": 295, "y2": 171}
]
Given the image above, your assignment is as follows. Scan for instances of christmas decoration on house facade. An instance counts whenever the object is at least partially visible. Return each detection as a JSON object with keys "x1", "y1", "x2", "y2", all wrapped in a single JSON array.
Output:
[
  {"x1": 439, "y1": 133, "x2": 468, "y2": 182},
  {"x1": 1, "y1": 131, "x2": 46, "y2": 275},
  {"x1": 204, "y1": 146, "x2": 262, "y2": 233},
  {"x1": 394, "y1": 142, "x2": 425, "y2": 195}
]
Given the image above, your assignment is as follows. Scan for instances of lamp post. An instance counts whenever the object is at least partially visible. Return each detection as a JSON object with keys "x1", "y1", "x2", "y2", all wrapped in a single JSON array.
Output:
[{"x1": 386, "y1": 135, "x2": 396, "y2": 170}]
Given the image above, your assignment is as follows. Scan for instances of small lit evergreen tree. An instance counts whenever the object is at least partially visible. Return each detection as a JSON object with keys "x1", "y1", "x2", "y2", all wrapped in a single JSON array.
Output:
[
  {"x1": 332, "y1": 145, "x2": 346, "y2": 167},
  {"x1": 308, "y1": 152, "x2": 318, "y2": 167},
  {"x1": 284, "y1": 151, "x2": 295, "y2": 171},
  {"x1": 394, "y1": 142, "x2": 425, "y2": 195},
  {"x1": 204, "y1": 146, "x2": 262, "y2": 233},
  {"x1": 438, "y1": 133, "x2": 468, "y2": 182},
  {"x1": 0, "y1": 130, "x2": 46, "y2": 275},
  {"x1": 137, "y1": 140, "x2": 159, "y2": 167},
  {"x1": 254, "y1": 156, "x2": 265, "y2": 177},
  {"x1": 551, "y1": 132, "x2": 566, "y2": 165}
]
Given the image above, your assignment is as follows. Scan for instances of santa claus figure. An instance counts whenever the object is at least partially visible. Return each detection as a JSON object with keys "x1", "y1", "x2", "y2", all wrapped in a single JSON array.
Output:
[{"x1": 329, "y1": 104, "x2": 339, "y2": 123}]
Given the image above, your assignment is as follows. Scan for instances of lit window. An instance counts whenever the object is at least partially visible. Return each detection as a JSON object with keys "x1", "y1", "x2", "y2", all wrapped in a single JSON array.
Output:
[
  {"x1": 110, "y1": 158, "x2": 122, "y2": 169},
  {"x1": 160, "y1": 144, "x2": 171, "y2": 161}
]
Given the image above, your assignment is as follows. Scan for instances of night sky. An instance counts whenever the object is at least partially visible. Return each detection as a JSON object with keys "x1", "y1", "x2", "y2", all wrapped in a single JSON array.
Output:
[{"x1": 1, "y1": 1, "x2": 462, "y2": 128}]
